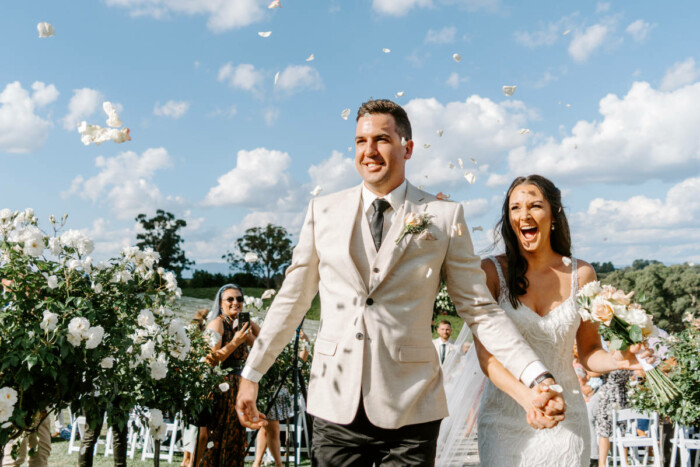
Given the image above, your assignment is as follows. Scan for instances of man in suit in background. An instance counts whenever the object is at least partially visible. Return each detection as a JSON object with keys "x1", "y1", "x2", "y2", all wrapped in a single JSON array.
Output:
[
  {"x1": 433, "y1": 320, "x2": 456, "y2": 366},
  {"x1": 236, "y1": 99, "x2": 564, "y2": 466}
]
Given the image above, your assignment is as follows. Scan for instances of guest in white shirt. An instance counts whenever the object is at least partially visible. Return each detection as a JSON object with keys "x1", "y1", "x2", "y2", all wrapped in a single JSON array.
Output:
[{"x1": 433, "y1": 320, "x2": 456, "y2": 366}]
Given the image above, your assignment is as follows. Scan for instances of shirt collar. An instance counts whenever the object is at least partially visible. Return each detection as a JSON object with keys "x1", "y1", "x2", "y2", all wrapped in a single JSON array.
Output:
[{"x1": 362, "y1": 179, "x2": 407, "y2": 215}]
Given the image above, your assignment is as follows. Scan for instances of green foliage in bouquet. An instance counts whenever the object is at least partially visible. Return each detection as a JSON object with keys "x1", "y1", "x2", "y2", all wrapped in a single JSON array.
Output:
[{"x1": 629, "y1": 322, "x2": 700, "y2": 427}]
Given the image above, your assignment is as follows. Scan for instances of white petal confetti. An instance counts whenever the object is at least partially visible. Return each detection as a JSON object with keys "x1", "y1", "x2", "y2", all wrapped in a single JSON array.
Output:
[
  {"x1": 437, "y1": 129, "x2": 443, "y2": 137},
  {"x1": 261, "y1": 289, "x2": 276, "y2": 300},
  {"x1": 244, "y1": 252, "x2": 259, "y2": 263},
  {"x1": 547, "y1": 384, "x2": 564, "y2": 393},
  {"x1": 426, "y1": 268, "x2": 433, "y2": 278},
  {"x1": 448, "y1": 162, "x2": 454, "y2": 169},
  {"x1": 268, "y1": 0, "x2": 281, "y2": 8},
  {"x1": 457, "y1": 158, "x2": 464, "y2": 169},
  {"x1": 219, "y1": 382, "x2": 230, "y2": 392},
  {"x1": 395, "y1": 91, "x2": 404, "y2": 97},
  {"x1": 436, "y1": 192, "x2": 450, "y2": 200},
  {"x1": 562, "y1": 29, "x2": 571, "y2": 36},
  {"x1": 562, "y1": 257, "x2": 572, "y2": 266},
  {"x1": 341, "y1": 108, "x2": 350, "y2": 120},
  {"x1": 382, "y1": 48, "x2": 391, "y2": 53},
  {"x1": 472, "y1": 226, "x2": 483, "y2": 232},
  {"x1": 417, "y1": 185, "x2": 424, "y2": 190},
  {"x1": 566, "y1": 103, "x2": 571, "y2": 108},
  {"x1": 258, "y1": 31, "x2": 272, "y2": 38},
  {"x1": 310, "y1": 185, "x2": 323, "y2": 196},
  {"x1": 452, "y1": 53, "x2": 462, "y2": 63},
  {"x1": 274, "y1": 71, "x2": 280, "y2": 86},
  {"x1": 464, "y1": 171, "x2": 476, "y2": 184},
  {"x1": 424, "y1": 143, "x2": 430, "y2": 149},
  {"x1": 401, "y1": 137, "x2": 407, "y2": 146},
  {"x1": 470, "y1": 157, "x2": 478, "y2": 165},
  {"x1": 78, "y1": 122, "x2": 131, "y2": 146},
  {"x1": 207, "y1": 442, "x2": 214, "y2": 449},
  {"x1": 103, "y1": 102, "x2": 122, "y2": 128},
  {"x1": 519, "y1": 128, "x2": 531, "y2": 135},
  {"x1": 37, "y1": 22, "x2": 55, "y2": 38},
  {"x1": 306, "y1": 53, "x2": 314, "y2": 62},
  {"x1": 348, "y1": 146, "x2": 352, "y2": 152},
  {"x1": 502, "y1": 85, "x2": 517, "y2": 97}
]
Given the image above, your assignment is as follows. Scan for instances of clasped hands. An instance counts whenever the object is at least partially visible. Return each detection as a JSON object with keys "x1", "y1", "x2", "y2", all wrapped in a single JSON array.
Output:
[{"x1": 526, "y1": 378, "x2": 566, "y2": 430}]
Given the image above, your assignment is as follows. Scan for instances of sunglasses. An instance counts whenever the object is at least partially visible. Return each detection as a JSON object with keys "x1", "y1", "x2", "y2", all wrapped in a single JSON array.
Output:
[{"x1": 224, "y1": 296, "x2": 244, "y2": 304}]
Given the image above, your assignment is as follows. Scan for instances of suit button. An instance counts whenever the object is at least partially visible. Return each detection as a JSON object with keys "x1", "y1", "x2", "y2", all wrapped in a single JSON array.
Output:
[
  {"x1": 373, "y1": 268, "x2": 380, "y2": 273},
  {"x1": 366, "y1": 298, "x2": 374, "y2": 306},
  {"x1": 355, "y1": 332, "x2": 364, "y2": 340}
]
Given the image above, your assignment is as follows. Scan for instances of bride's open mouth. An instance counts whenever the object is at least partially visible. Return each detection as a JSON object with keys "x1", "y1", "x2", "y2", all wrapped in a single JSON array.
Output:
[{"x1": 520, "y1": 226, "x2": 538, "y2": 241}]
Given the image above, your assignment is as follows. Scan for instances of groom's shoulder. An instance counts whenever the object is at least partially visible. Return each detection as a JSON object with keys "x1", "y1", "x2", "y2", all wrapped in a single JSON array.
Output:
[{"x1": 312, "y1": 185, "x2": 358, "y2": 206}]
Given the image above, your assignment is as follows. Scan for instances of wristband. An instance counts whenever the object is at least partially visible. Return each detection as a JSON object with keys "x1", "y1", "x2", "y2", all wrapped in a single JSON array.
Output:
[{"x1": 530, "y1": 372, "x2": 555, "y2": 388}]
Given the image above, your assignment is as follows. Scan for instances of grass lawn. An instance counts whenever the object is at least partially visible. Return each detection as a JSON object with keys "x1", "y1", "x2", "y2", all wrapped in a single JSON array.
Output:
[{"x1": 181, "y1": 287, "x2": 321, "y2": 321}]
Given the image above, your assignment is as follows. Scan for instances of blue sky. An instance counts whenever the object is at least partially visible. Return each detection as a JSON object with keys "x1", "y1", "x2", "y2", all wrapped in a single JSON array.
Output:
[{"x1": 1, "y1": 0, "x2": 699, "y2": 272}]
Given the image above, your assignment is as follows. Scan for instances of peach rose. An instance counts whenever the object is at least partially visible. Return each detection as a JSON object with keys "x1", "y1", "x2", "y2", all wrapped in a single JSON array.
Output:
[
  {"x1": 404, "y1": 212, "x2": 422, "y2": 228},
  {"x1": 591, "y1": 301, "x2": 614, "y2": 325}
]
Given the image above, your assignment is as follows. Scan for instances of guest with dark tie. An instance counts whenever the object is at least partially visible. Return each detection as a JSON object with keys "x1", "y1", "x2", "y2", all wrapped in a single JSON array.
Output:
[{"x1": 432, "y1": 320, "x2": 456, "y2": 366}]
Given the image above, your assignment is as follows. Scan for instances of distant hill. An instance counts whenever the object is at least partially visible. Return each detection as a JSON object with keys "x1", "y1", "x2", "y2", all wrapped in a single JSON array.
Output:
[{"x1": 182, "y1": 262, "x2": 231, "y2": 279}]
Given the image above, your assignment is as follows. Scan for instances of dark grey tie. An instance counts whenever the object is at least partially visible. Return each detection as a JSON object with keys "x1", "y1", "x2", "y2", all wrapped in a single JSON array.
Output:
[
  {"x1": 441, "y1": 343, "x2": 446, "y2": 364},
  {"x1": 370, "y1": 198, "x2": 391, "y2": 251}
]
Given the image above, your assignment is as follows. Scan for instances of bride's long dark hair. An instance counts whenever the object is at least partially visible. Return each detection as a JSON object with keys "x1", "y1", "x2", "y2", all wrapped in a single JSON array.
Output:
[{"x1": 495, "y1": 175, "x2": 572, "y2": 309}]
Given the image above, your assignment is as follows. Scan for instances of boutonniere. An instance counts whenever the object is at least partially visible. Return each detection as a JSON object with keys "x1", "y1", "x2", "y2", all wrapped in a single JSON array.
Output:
[{"x1": 396, "y1": 213, "x2": 433, "y2": 244}]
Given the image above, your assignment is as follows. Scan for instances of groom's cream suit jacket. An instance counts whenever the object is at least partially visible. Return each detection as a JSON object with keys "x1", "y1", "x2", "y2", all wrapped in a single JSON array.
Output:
[{"x1": 245, "y1": 182, "x2": 540, "y2": 429}]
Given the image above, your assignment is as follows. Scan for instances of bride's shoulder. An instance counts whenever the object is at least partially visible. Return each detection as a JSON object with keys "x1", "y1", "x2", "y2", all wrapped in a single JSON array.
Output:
[{"x1": 574, "y1": 258, "x2": 597, "y2": 286}]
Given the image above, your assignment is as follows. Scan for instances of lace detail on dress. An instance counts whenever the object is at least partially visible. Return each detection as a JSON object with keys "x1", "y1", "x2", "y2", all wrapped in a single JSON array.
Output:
[{"x1": 478, "y1": 256, "x2": 589, "y2": 467}]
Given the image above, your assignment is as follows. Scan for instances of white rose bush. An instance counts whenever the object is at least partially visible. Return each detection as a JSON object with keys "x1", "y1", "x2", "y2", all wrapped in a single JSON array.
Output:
[
  {"x1": 0, "y1": 209, "x2": 225, "y2": 452},
  {"x1": 577, "y1": 281, "x2": 679, "y2": 403}
]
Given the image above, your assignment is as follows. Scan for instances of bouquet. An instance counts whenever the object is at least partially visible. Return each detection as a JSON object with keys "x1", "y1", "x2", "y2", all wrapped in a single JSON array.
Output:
[{"x1": 577, "y1": 281, "x2": 679, "y2": 403}]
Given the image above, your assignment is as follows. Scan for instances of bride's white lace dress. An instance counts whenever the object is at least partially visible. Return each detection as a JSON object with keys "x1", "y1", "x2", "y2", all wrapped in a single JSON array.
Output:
[{"x1": 477, "y1": 256, "x2": 590, "y2": 467}]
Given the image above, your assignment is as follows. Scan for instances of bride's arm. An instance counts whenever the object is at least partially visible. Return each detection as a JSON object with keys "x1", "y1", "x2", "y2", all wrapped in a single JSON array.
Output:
[{"x1": 576, "y1": 261, "x2": 655, "y2": 373}]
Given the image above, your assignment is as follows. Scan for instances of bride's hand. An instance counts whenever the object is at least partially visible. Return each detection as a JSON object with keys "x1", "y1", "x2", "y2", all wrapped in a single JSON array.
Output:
[
  {"x1": 526, "y1": 407, "x2": 559, "y2": 430},
  {"x1": 613, "y1": 343, "x2": 657, "y2": 370},
  {"x1": 531, "y1": 379, "x2": 566, "y2": 420}
]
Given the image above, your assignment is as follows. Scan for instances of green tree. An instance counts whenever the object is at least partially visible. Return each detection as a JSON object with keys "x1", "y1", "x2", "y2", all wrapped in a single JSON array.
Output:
[
  {"x1": 135, "y1": 210, "x2": 193, "y2": 279},
  {"x1": 222, "y1": 224, "x2": 293, "y2": 288},
  {"x1": 591, "y1": 261, "x2": 615, "y2": 275}
]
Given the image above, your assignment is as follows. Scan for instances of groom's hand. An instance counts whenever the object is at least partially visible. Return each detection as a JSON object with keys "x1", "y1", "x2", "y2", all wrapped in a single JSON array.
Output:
[
  {"x1": 532, "y1": 378, "x2": 566, "y2": 420},
  {"x1": 235, "y1": 378, "x2": 267, "y2": 429}
]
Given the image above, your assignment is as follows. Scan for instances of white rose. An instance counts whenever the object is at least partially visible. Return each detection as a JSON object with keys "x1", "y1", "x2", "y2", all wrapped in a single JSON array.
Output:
[
  {"x1": 92, "y1": 282, "x2": 103, "y2": 294},
  {"x1": 149, "y1": 354, "x2": 168, "y2": 380},
  {"x1": 148, "y1": 408, "x2": 164, "y2": 428},
  {"x1": 244, "y1": 252, "x2": 259, "y2": 263},
  {"x1": 85, "y1": 326, "x2": 105, "y2": 349},
  {"x1": 0, "y1": 403, "x2": 13, "y2": 424},
  {"x1": 579, "y1": 281, "x2": 602, "y2": 298},
  {"x1": 45, "y1": 274, "x2": 58, "y2": 290},
  {"x1": 138, "y1": 309, "x2": 156, "y2": 328},
  {"x1": 67, "y1": 259, "x2": 82, "y2": 270},
  {"x1": 203, "y1": 329, "x2": 221, "y2": 347},
  {"x1": 0, "y1": 209, "x2": 12, "y2": 223},
  {"x1": 40, "y1": 310, "x2": 58, "y2": 332},
  {"x1": 22, "y1": 230, "x2": 44, "y2": 257},
  {"x1": 48, "y1": 237, "x2": 61, "y2": 255},
  {"x1": 168, "y1": 319, "x2": 184, "y2": 336},
  {"x1": 0, "y1": 387, "x2": 18, "y2": 407},
  {"x1": 67, "y1": 332, "x2": 82, "y2": 347},
  {"x1": 141, "y1": 340, "x2": 156, "y2": 360},
  {"x1": 68, "y1": 317, "x2": 90, "y2": 339},
  {"x1": 219, "y1": 382, "x2": 230, "y2": 392},
  {"x1": 100, "y1": 357, "x2": 114, "y2": 369}
]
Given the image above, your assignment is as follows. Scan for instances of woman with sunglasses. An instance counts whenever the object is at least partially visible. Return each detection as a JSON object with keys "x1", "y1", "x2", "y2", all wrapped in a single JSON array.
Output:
[{"x1": 198, "y1": 284, "x2": 260, "y2": 467}]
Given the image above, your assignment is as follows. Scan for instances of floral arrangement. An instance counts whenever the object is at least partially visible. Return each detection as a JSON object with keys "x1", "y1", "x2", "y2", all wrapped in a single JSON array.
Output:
[
  {"x1": 577, "y1": 281, "x2": 679, "y2": 403},
  {"x1": 396, "y1": 213, "x2": 432, "y2": 244},
  {"x1": 0, "y1": 208, "x2": 225, "y2": 452},
  {"x1": 629, "y1": 318, "x2": 700, "y2": 426}
]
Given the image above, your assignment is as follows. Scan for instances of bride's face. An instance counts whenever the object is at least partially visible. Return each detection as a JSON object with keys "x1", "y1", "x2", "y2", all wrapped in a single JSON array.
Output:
[{"x1": 508, "y1": 183, "x2": 553, "y2": 254}]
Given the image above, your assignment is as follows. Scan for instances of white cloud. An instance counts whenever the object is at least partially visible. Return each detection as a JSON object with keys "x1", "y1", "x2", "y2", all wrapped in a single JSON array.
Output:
[
  {"x1": 217, "y1": 63, "x2": 264, "y2": 93},
  {"x1": 595, "y1": 2, "x2": 610, "y2": 13},
  {"x1": 402, "y1": 96, "x2": 534, "y2": 187},
  {"x1": 532, "y1": 69, "x2": 559, "y2": 89},
  {"x1": 63, "y1": 88, "x2": 103, "y2": 130},
  {"x1": 568, "y1": 23, "x2": 610, "y2": 61},
  {"x1": 460, "y1": 198, "x2": 491, "y2": 219},
  {"x1": 104, "y1": 0, "x2": 264, "y2": 32},
  {"x1": 307, "y1": 150, "x2": 359, "y2": 194},
  {"x1": 513, "y1": 14, "x2": 578, "y2": 49},
  {"x1": 0, "y1": 81, "x2": 58, "y2": 154},
  {"x1": 490, "y1": 81, "x2": 700, "y2": 185},
  {"x1": 264, "y1": 108, "x2": 280, "y2": 126},
  {"x1": 64, "y1": 147, "x2": 175, "y2": 220},
  {"x1": 203, "y1": 148, "x2": 294, "y2": 208},
  {"x1": 626, "y1": 19, "x2": 654, "y2": 42},
  {"x1": 445, "y1": 72, "x2": 468, "y2": 88},
  {"x1": 83, "y1": 218, "x2": 135, "y2": 260},
  {"x1": 275, "y1": 65, "x2": 323, "y2": 93},
  {"x1": 153, "y1": 100, "x2": 189, "y2": 118},
  {"x1": 425, "y1": 26, "x2": 457, "y2": 44},
  {"x1": 659, "y1": 57, "x2": 699, "y2": 92},
  {"x1": 372, "y1": 0, "x2": 498, "y2": 16}
]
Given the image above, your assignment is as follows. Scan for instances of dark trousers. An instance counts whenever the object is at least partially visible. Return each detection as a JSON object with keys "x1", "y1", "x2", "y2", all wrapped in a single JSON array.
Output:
[
  {"x1": 78, "y1": 412, "x2": 128, "y2": 467},
  {"x1": 311, "y1": 400, "x2": 441, "y2": 467}
]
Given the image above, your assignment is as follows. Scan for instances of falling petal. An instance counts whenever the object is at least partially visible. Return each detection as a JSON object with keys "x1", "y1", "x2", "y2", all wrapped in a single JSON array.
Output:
[
  {"x1": 448, "y1": 162, "x2": 454, "y2": 169},
  {"x1": 436, "y1": 192, "x2": 450, "y2": 200},
  {"x1": 207, "y1": 442, "x2": 214, "y2": 449},
  {"x1": 562, "y1": 257, "x2": 572, "y2": 266},
  {"x1": 348, "y1": 146, "x2": 352, "y2": 152},
  {"x1": 437, "y1": 129, "x2": 443, "y2": 137},
  {"x1": 310, "y1": 185, "x2": 323, "y2": 196},
  {"x1": 258, "y1": 31, "x2": 272, "y2": 38},
  {"x1": 464, "y1": 171, "x2": 476, "y2": 184},
  {"x1": 426, "y1": 268, "x2": 433, "y2": 278},
  {"x1": 78, "y1": 122, "x2": 131, "y2": 146},
  {"x1": 548, "y1": 384, "x2": 564, "y2": 393},
  {"x1": 103, "y1": 102, "x2": 122, "y2": 128},
  {"x1": 566, "y1": 103, "x2": 571, "y2": 108},
  {"x1": 244, "y1": 252, "x2": 259, "y2": 263},
  {"x1": 37, "y1": 22, "x2": 55, "y2": 38},
  {"x1": 395, "y1": 91, "x2": 405, "y2": 97},
  {"x1": 274, "y1": 71, "x2": 280, "y2": 86},
  {"x1": 452, "y1": 53, "x2": 462, "y2": 63},
  {"x1": 261, "y1": 289, "x2": 276, "y2": 300},
  {"x1": 424, "y1": 174, "x2": 429, "y2": 179},
  {"x1": 268, "y1": 0, "x2": 281, "y2": 8},
  {"x1": 472, "y1": 226, "x2": 483, "y2": 232},
  {"x1": 306, "y1": 53, "x2": 314, "y2": 62},
  {"x1": 457, "y1": 158, "x2": 464, "y2": 169},
  {"x1": 341, "y1": 108, "x2": 350, "y2": 120},
  {"x1": 519, "y1": 128, "x2": 531, "y2": 135},
  {"x1": 562, "y1": 29, "x2": 571, "y2": 36},
  {"x1": 401, "y1": 137, "x2": 407, "y2": 146},
  {"x1": 502, "y1": 85, "x2": 517, "y2": 97},
  {"x1": 424, "y1": 143, "x2": 431, "y2": 149},
  {"x1": 470, "y1": 157, "x2": 478, "y2": 165},
  {"x1": 219, "y1": 382, "x2": 230, "y2": 392},
  {"x1": 382, "y1": 48, "x2": 391, "y2": 53},
  {"x1": 417, "y1": 185, "x2": 424, "y2": 190}
]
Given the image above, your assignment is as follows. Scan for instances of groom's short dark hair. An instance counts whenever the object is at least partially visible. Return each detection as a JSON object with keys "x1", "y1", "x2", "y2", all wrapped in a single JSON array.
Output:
[{"x1": 356, "y1": 99, "x2": 412, "y2": 141}]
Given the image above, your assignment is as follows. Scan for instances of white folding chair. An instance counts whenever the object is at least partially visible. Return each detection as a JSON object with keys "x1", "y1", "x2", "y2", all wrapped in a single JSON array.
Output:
[
  {"x1": 612, "y1": 409, "x2": 661, "y2": 466},
  {"x1": 67, "y1": 412, "x2": 107, "y2": 456},
  {"x1": 141, "y1": 412, "x2": 182, "y2": 463},
  {"x1": 670, "y1": 424, "x2": 700, "y2": 467}
]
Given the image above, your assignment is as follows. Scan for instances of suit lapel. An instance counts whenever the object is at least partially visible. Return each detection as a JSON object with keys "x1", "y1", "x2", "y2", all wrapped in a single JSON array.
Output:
[
  {"x1": 369, "y1": 182, "x2": 427, "y2": 295},
  {"x1": 334, "y1": 184, "x2": 369, "y2": 295}
]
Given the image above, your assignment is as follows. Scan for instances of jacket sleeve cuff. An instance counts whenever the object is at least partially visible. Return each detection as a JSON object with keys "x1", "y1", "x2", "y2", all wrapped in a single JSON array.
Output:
[
  {"x1": 241, "y1": 365, "x2": 263, "y2": 383},
  {"x1": 520, "y1": 361, "x2": 549, "y2": 387}
]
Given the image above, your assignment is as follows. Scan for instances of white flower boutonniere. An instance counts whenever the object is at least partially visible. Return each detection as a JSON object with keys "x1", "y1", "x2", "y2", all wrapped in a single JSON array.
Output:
[{"x1": 396, "y1": 213, "x2": 433, "y2": 244}]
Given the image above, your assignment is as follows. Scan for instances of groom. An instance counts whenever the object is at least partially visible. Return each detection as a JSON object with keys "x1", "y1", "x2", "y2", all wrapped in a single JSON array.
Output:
[{"x1": 236, "y1": 99, "x2": 563, "y2": 465}]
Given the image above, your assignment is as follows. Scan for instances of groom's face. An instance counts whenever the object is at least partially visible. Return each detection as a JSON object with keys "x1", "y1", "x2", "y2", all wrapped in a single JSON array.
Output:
[{"x1": 355, "y1": 113, "x2": 413, "y2": 195}]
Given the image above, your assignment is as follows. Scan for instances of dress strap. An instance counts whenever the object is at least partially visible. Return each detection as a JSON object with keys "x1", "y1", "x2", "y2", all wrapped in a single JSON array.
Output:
[
  {"x1": 487, "y1": 256, "x2": 508, "y2": 302},
  {"x1": 570, "y1": 257, "x2": 579, "y2": 300}
]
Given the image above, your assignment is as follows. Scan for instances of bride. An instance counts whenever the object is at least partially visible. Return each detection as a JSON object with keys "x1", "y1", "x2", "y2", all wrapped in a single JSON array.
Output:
[{"x1": 437, "y1": 174, "x2": 654, "y2": 467}]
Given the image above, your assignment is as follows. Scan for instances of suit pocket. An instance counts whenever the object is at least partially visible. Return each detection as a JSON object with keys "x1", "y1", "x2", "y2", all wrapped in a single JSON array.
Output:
[
  {"x1": 399, "y1": 346, "x2": 433, "y2": 363},
  {"x1": 314, "y1": 338, "x2": 338, "y2": 356}
]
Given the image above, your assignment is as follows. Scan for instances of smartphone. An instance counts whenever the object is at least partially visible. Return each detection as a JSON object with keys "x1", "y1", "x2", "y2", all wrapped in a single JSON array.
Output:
[{"x1": 238, "y1": 311, "x2": 250, "y2": 327}]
